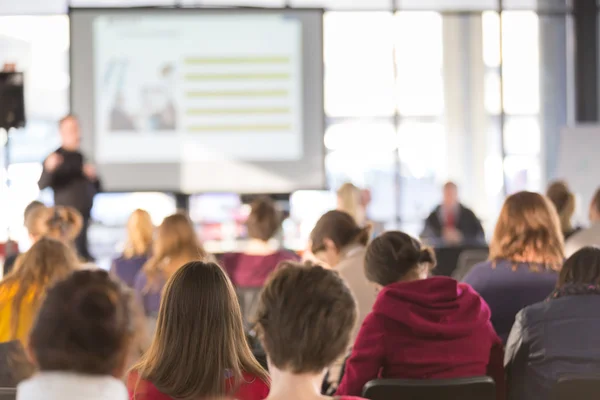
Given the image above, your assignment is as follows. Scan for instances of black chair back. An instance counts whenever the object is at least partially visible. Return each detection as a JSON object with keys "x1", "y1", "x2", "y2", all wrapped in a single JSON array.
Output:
[
  {"x1": 553, "y1": 376, "x2": 600, "y2": 400},
  {"x1": 235, "y1": 287, "x2": 262, "y2": 328},
  {"x1": 363, "y1": 377, "x2": 495, "y2": 400},
  {"x1": 0, "y1": 388, "x2": 16, "y2": 400}
]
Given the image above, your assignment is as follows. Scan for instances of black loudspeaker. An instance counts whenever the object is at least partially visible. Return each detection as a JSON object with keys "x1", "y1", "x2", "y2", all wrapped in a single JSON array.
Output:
[{"x1": 0, "y1": 72, "x2": 25, "y2": 130}]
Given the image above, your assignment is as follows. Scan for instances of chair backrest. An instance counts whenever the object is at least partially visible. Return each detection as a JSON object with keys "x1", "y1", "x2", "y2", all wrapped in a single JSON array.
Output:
[
  {"x1": 0, "y1": 388, "x2": 17, "y2": 400},
  {"x1": 363, "y1": 377, "x2": 496, "y2": 400},
  {"x1": 453, "y1": 249, "x2": 489, "y2": 281},
  {"x1": 235, "y1": 287, "x2": 262, "y2": 328},
  {"x1": 553, "y1": 376, "x2": 600, "y2": 400}
]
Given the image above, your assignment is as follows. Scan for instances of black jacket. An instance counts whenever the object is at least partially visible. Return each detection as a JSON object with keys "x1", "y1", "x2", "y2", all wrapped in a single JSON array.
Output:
[
  {"x1": 421, "y1": 204, "x2": 485, "y2": 243},
  {"x1": 505, "y1": 294, "x2": 600, "y2": 400},
  {"x1": 38, "y1": 147, "x2": 100, "y2": 216}
]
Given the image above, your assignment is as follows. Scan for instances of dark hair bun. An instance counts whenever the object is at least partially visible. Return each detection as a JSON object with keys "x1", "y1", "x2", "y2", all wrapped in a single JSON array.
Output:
[{"x1": 418, "y1": 247, "x2": 437, "y2": 266}]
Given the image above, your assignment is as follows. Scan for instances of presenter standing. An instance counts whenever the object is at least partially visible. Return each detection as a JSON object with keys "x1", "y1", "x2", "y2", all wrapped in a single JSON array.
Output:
[{"x1": 38, "y1": 115, "x2": 101, "y2": 261}]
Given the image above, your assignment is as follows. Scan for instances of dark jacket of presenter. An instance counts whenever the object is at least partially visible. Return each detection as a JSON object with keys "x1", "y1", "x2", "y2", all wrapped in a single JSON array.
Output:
[{"x1": 38, "y1": 115, "x2": 101, "y2": 261}]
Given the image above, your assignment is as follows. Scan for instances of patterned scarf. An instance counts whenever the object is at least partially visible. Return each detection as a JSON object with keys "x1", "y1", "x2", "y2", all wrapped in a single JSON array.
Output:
[{"x1": 548, "y1": 283, "x2": 600, "y2": 300}]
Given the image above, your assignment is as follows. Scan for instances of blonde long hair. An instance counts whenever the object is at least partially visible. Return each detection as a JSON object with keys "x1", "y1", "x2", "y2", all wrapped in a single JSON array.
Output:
[
  {"x1": 131, "y1": 261, "x2": 268, "y2": 399},
  {"x1": 337, "y1": 183, "x2": 365, "y2": 225},
  {"x1": 25, "y1": 206, "x2": 83, "y2": 244},
  {"x1": 489, "y1": 191, "x2": 564, "y2": 270},
  {"x1": 142, "y1": 213, "x2": 207, "y2": 289},
  {"x1": 123, "y1": 209, "x2": 154, "y2": 259},
  {"x1": 0, "y1": 237, "x2": 79, "y2": 338}
]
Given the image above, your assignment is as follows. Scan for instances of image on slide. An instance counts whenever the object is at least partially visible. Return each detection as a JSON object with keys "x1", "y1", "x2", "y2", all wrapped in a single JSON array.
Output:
[{"x1": 102, "y1": 59, "x2": 177, "y2": 132}]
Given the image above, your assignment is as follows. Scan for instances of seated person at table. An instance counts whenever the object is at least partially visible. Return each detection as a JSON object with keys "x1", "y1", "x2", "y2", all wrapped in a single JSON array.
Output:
[
  {"x1": 222, "y1": 197, "x2": 298, "y2": 288},
  {"x1": 18, "y1": 270, "x2": 133, "y2": 400},
  {"x1": 565, "y1": 187, "x2": 600, "y2": 257},
  {"x1": 111, "y1": 209, "x2": 154, "y2": 288},
  {"x1": 336, "y1": 231, "x2": 504, "y2": 399},
  {"x1": 255, "y1": 261, "x2": 363, "y2": 400},
  {"x1": 127, "y1": 261, "x2": 269, "y2": 400},
  {"x1": 421, "y1": 182, "x2": 485, "y2": 245},
  {"x1": 505, "y1": 247, "x2": 600, "y2": 400},
  {"x1": 463, "y1": 191, "x2": 563, "y2": 342}
]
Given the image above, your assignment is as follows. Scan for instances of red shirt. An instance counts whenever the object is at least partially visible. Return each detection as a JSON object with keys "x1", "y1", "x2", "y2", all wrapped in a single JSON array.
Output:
[
  {"x1": 221, "y1": 250, "x2": 299, "y2": 288},
  {"x1": 127, "y1": 371, "x2": 269, "y2": 400}
]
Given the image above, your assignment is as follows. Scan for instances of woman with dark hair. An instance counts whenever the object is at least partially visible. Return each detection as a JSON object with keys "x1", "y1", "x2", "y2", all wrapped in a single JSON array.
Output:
[
  {"x1": 463, "y1": 191, "x2": 564, "y2": 341},
  {"x1": 17, "y1": 270, "x2": 134, "y2": 400},
  {"x1": 337, "y1": 231, "x2": 504, "y2": 399},
  {"x1": 127, "y1": 261, "x2": 269, "y2": 400},
  {"x1": 505, "y1": 247, "x2": 600, "y2": 400},
  {"x1": 309, "y1": 210, "x2": 375, "y2": 391},
  {"x1": 222, "y1": 197, "x2": 298, "y2": 288},
  {"x1": 546, "y1": 181, "x2": 580, "y2": 240}
]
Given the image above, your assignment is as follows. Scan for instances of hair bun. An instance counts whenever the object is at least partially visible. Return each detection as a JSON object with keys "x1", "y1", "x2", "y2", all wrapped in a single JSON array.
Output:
[{"x1": 418, "y1": 247, "x2": 436, "y2": 265}]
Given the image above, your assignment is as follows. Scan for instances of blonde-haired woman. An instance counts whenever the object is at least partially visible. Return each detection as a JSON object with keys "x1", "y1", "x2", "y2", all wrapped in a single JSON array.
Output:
[
  {"x1": 111, "y1": 209, "x2": 154, "y2": 288},
  {"x1": 133, "y1": 213, "x2": 208, "y2": 317},
  {"x1": 0, "y1": 237, "x2": 80, "y2": 344},
  {"x1": 26, "y1": 205, "x2": 83, "y2": 247},
  {"x1": 463, "y1": 191, "x2": 564, "y2": 341},
  {"x1": 546, "y1": 181, "x2": 581, "y2": 240},
  {"x1": 337, "y1": 182, "x2": 367, "y2": 226}
]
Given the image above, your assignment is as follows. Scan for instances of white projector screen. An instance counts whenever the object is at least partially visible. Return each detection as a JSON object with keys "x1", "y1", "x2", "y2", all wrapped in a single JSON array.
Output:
[{"x1": 69, "y1": 8, "x2": 325, "y2": 193}]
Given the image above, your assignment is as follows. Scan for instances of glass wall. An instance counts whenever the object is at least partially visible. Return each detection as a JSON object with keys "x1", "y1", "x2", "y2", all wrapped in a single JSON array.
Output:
[{"x1": 0, "y1": 0, "x2": 575, "y2": 244}]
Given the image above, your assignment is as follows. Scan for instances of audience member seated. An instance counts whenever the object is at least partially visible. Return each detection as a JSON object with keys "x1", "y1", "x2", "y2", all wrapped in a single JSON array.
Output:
[
  {"x1": 463, "y1": 191, "x2": 564, "y2": 341},
  {"x1": 421, "y1": 182, "x2": 485, "y2": 245},
  {"x1": 310, "y1": 210, "x2": 376, "y2": 390},
  {"x1": 222, "y1": 197, "x2": 299, "y2": 288},
  {"x1": 336, "y1": 231, "x2": 504, "y2": 399},
  {"x1": 2, "y1": 201, "x2": 44, "y2": 276},
  {"x1": 337, "y1": 182, "x2": 368, "y2": 227},
  {"x1": 133, "y1": 213, "x2": 207, "y2": 317},
  {"x1": 0, "y1": 238, "x2": 79, "y2": 344},
  {"x1": 18, "y1": 270, "x2": 133, "y2": 400},
  {"x1": 127, "y1": 261, "x2": 269, "y2": 400},
  {"x1": 505, "y1": 247, "x2": 600, "y2": 400},
  {"x1": 565, "y1": 187, "x2": 600, "y2": 257},
  {"x1": 0, "y1": 340, "x2": 35, "y2": 387},
  {"x1": 546, "y1": 181, "x2": 581, "y2": 240},
  {"x1": 255, "y1": 261, "x2": 364, "y2": 400},
  {"x1": 111, "y1": 209, "x2": 154, "y2": 288}
]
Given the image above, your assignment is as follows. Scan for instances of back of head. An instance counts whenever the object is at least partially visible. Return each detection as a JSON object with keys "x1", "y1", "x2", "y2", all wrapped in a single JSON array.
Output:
[
  {"x1": 246, "y1": 197, "x2": 281, "y2": 242},
  {"x1": 144, "y1": 213, "x2": 206, "y2": 285},
  {"x1": 25, "y1": 206, "x2": 83, "y2": 244},
  {"x1": 29, "y1": 269, "x2": 132, "y2": 376},
  {"x1": 310, "y1": 210, "x2": 370, "y2": 254},
  {"x1": 546, "y1": 181, "x2": 576, "y2": 231},
  {"x1": 558, "y1": 247, "x2": 600, "y2": 287},
  {"x1": 255, "y1": 261, "x2": 357, "y2": 374},
  {"x1": 591, "y1": 187, "x2": 600, "y2": 221},
  {"x1": 23, "y1": 201, "x2": 44, "y2": 222},
  {"x1": 124, "y1": 209, "x2": 154, "y2": 258},
  {"x1": 337, "y1": 183, "x2": 363, "y2": 224},
  {"x1": 365, "y1": 231, "x2": 436, "y2": 287},
  {"x1": 133, "y1": 261, "x2": 266, "y2": 399},
  {"x1": 490, "y1": 191, "x2": 564, "y2": 267}
]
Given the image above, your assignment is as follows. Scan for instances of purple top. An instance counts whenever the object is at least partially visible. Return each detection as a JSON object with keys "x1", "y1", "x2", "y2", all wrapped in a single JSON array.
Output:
[
  {"x1": 221, "y1": 250, "x2": 299, "y2": 288},
  {"x1": 133, "y1": 271, "x2": 166, "y2": 317},
  {"x1": 110, "y1": 254, "x2": 149, "y2": 288},
  {"x1": 462, "y1": 259, "x2": 559, "y2": 342}
]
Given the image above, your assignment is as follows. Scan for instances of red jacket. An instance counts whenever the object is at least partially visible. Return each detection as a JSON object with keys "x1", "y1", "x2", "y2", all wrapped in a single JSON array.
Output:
[
  {"x1": 336, "y1": 277, "x2": 505, "y2": 399},
  {"x1": 127, "y1": 371, "x2": 269, "y2": 400}
]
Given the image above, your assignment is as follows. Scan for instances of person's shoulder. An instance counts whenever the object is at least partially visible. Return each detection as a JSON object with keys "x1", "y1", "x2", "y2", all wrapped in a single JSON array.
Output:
[
  {"x1": 133, "y1": 270, "x2": 149, "y2": 290},
  {"x1": 277, "y1": 249, "x2": 300, "y2": 261},
  {"x1": 459, "y1": 203, "x2": 479, "y2": 217},
  {"x1": 126, "y1": 371, "x2": 169, "y2": 400},
  {"x1": 426, "y1": 205, "x2": 441, "y2": 219},
  {"x1": 236, "y1": 372, "x2": 270, "y2": 400}
]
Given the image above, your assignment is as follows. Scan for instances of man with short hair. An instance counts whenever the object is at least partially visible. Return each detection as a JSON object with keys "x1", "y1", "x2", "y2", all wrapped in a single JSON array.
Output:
[
  {"x1": 38, "y1": 115, "x2": 100, "y2": 261},
  {"x1": 565, "y1": 188, "x2": 600, "y2": 257},
  {"x1": 421, "y1": 181, "x2": 485, "y2": 245}
]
